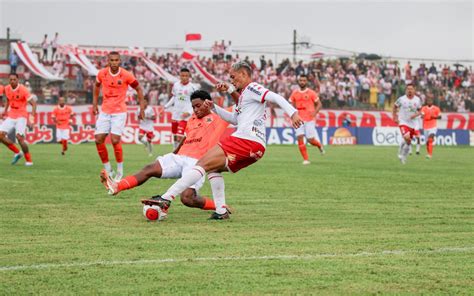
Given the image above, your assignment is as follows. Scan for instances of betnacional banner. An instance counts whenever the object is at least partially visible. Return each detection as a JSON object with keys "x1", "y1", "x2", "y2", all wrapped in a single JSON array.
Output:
[{"x1": 0, "y1": 106, "x2": 472, "y2": 145}]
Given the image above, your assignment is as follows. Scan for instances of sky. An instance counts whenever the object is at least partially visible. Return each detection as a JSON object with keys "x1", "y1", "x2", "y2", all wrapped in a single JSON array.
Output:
[{"x1": 0, "y1": 0, "x2": 473, "y2": 63}]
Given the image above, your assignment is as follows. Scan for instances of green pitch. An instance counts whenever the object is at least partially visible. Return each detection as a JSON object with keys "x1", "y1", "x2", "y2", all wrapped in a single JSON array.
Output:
[{"x1": 1, "y1": 144, "x2": 473, "y2": 294}]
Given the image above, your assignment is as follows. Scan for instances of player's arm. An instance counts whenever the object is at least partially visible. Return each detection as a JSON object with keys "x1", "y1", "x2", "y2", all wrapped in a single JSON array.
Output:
[
  {"x1": 206, "y1": 101, "x2": 238, "y2": 125},
  {"x1": 92, "y1": 81, "x2": 101, "y2": 115},
  {"x1": 28, "y1": 97, "x2": 37, "y2": 126},
  {"x1": 172, "y1": 136, "x2": 186, "y2": 154},
  {"x1": 314, "y1": 98, "x2": 322, "y2": 115},
  {"x1": 264, "y1": 91, "x2": 303, "y2": 129},
  {"x1": 150, "y1": 109, "x2": 157, "y2": 121},
  {"x1": 164, "y1": 96, "x2": 174, "y2": 110},
  {"x1": 392, "y1": 102, "x2": 399, "y2": 124},
  {"x1": 216, "y1": 82, "x2": 239, "y2": 104},
  {"x1": 132, "y1": 83, "x2": 145, "y2": 120},
  {"x1": 410, "y1": 108, "x2": 422, "y2": 119},
  {"x1": 2, "y1": 100, "x2": 9, "y2": 118}
]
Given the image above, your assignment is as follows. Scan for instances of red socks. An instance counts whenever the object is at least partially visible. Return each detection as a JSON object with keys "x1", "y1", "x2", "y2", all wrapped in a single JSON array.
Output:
[
  {"x1": 7, "y1": 144, "x2": 20, "y2": 154},
  {"x1": 96, "y1": 143, "x2": 109, "y2": 163},
  {"x1": 297, "y1": 138, "x2": 309, "y2": 161},
  {"x1": 202, "y1": 197, "x2": 216, "y2": 210},
  {"x1": 308, "y1": 138, "x2": 323, "y2": 149},
  {"x1": 113, "y1": 143, "x2": 123, "y2": 163},
  {"x1": 117, "y1": 176, "x2": 138, "y2": 192},
  {"x1": 62, "y1": 140, "x2": 68, "y2": 152},
  {"x1": 427, "y1": 138, "x2": 434, "y2": 156},
  {"x1": 24, "y1": 152, "x2": 32, "y2": 162}
]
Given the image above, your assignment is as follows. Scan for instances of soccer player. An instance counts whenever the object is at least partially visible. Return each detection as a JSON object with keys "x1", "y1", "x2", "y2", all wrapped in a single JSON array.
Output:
[
  {"x1": 420, "y1": 94, "x2": 441, "y2": 159},
  {"x1": 141, "y1": 61, "x2": 303, "y2": 220},
  {"x1": 52, "y1": 97, "x2": 75, "y2": 155},
  {"x1": 411, "y1": 104, "x2": 422, "y2": 155},
  {"x1": 93, "y1": 51, "x2": 145, "y2": 181},
  {"x1": 0, "y1": 73, "x2": 36, "y2": 166},
  {"x1": 138, "y1": 98, "x2": 156, "y2": 156},
  {"x1": 393, "y1": 83, "x2": 422, "y2": 164},
  {"x1": 289, "y1": 74, "x2": 325, "y2": 165},
  {"x1": 101, "y1": 90, "x2": 228, "y2": 216},
  {"x1": 164, "y1": 68, "x2": 198, "y2": 149}
]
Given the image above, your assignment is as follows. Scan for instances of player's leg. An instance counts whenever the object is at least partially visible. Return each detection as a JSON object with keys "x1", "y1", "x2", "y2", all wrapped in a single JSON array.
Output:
[
  {"x1": 146, "y1": 131, "x2": 153, "y2": 156},
  {"x1": 110, "y1": 113, "x2": 127, "y2": 180},
  {"x1": 295, "y1": 123, "x2": 309, "y2": 164},
  {"x1": 207, "y1": 171, "x2": 230, "y2": 219},
  {"x1": 305, "y1": 121, "x2": 324, "y2": 154},
  {"x1": 415, "y1": 134, "x2": 421, "y2": 155},
  {"x1": 62, "y1": 129, "x2": 70, "y2": 154},
  {"x1": 0, "y1": 119, "x2": 22, "y2": 156},
  {"x1": 94, "y1": 112, "x2": 112, "y2": 173},
  {"x1": 16, "y1": 134, "x2": 32, "y2": 165},
  {"x1": 171, "y1": 120, "x2": 179, "y2": 149},
  {"x1": 426, "y1": 130, "x2": 436, "y2": 159},
  {"x1": 180, "y1": 189, "x2": 216, "y2": 211},
  {"x1": 101, "y1": 159, "x2": 164, "y2": 195}
]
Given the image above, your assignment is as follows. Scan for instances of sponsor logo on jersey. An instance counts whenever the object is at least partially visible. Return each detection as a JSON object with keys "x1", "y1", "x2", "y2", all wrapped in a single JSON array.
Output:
[
  {"x1": 248, "y1": 86, "x2": 262, "y2": 96},
  {"x1": 252, "y1": 126, "x2": 266, "y2": 141}
]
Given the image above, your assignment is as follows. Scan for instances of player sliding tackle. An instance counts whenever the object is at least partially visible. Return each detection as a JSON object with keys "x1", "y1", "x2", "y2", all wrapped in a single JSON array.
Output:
[
  {"x1": 141, "y1": 61, "x2": 303, "y2": 220},
  {"x1": 100, "y1": 90, "x2": 229, "y2": 219},
  {"x1": 392, "y1": 83, "x2": 422, "y2": 164}
]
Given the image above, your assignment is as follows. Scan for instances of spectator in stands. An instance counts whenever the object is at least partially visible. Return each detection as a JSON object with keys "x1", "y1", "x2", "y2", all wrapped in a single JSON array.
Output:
[
  {"x1": 42, "y1": 84, "x2": 53, "y2": 103},
  {"x1": 218, "y1": 40, "x2": 226, "y2": 60},
  {"x1": 9, "y1": 50, "x2": 18, "y2": 74},
  {"x1": 225, "y1": 41, "x2": 233, "y2": 61},
  {"x1": 51, "y1": 32, "x2": 59, "y2": 61},
  {"x1": 76, "y1": 68, "x2": 84, "y2": 90},
  {"x1": 85, "y1": 78, "x2": 93, "y2": 104},
  {"x1": 211, "y1": 41, "x2": 219, "y2": 61},
  {"x1": 41, "y1": 34, "x2": 49, "y2": 62}
]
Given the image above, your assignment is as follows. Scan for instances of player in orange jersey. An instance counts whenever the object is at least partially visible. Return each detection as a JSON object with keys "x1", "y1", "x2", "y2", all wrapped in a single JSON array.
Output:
[
  {"x1": 420, "y1": 94, "x2": 441, "y2": 159},
  {"x1": 52, "y1": 97, "x2": 75, "y2": 155},
  {"x1": 93, "y1": 51, "x2": 145, "y2": 181},
  {"x1": 100, "y1": 90, "x2": 229, "y2": 218},
  {"x1": 289, "y1": 74, "x2": 325, "y2": 165},
  {"x1": 0, "y1": 73, "x2": 36, "y2": 166}
]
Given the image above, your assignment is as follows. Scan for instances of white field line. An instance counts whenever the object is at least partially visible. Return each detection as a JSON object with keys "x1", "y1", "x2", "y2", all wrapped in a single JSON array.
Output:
[{"x1": 1, "y1": 246, "x2": 473, "y2": 272}]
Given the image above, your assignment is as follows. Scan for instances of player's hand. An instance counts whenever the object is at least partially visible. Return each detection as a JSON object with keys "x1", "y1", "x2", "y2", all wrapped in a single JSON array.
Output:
[
  {"x1": 203, "y1": 100, "x2": 215, "y2": 110},
  {"x1": 139, "y1": 109, "x2": 145, "y2": 120},
  {"x1": 181, "y1": 112, "x2": 190, "y2": 119},
  {"x1": 1, "y1": 112, "x2": 6, "y2": 119},
  {"x1": 28, "y1": 114, "x2": 35, "y2": 128},
  {"x1": 216, "y1": 82, "x2": 229, "y2": 93},
  {"x1": 92, "y1": 105, "x2": 99, "y2": 116},
  {"x1": 393, "y1": 117, "x2": 399, "y2": 124},
  {"x1": 291, "y1": 112, "x2": 304, "y2": 129}
]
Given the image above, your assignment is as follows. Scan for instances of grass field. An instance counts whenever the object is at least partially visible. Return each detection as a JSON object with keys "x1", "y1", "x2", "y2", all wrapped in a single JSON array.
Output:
[{"x1": 1, "y1": 143, "x2": 473, "y2": 295}]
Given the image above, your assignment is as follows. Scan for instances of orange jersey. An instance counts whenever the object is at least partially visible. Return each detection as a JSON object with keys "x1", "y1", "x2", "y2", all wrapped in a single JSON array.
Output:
[
  {"x1": 96, "y1": 67, "x2": 138, "y2": 114},
  {"x1": 4, "y1": 84, "x2": 31, "y2": 119},
  {"x1": 421, "y1": 105, "x2": 441, "y2": 129},
  {"x1": 52, "y1": 105, "x2": 73, "y2": 129},
  {"x1": 289, "y1": 88, "x2": 319, "y2": 122},
  {"x1": 178, "y1": 113, "x2": 229, "y2": 160}
]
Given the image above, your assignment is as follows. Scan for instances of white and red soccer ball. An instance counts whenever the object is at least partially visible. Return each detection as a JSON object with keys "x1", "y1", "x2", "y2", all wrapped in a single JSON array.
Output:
[{"x1": 143, "y1": 205, "x2": 167, "y2": 221}]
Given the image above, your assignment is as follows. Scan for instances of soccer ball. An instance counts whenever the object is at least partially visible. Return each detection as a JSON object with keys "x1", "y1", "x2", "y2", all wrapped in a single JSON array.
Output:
[{"x1": 143, "y1": 205, "x2": 167, "y2": 221}]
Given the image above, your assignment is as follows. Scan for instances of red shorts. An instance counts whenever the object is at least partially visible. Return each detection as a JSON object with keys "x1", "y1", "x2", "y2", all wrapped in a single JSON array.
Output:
[
  {"x1": 218, "y1": 136, "x2": 265, "y2": 173},
  {"x1": 399, "y1": 125, "x2": 416, "y2": 139},
  {"x1": 139, "y1": 129, "x2": 154, "y2": 141},
  {"x1": 171, "y1": 120, "x2": 187, "y2": 135}
]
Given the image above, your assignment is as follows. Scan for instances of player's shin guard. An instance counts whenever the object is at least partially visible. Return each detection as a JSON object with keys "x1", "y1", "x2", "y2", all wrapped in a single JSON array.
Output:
[
  {"x1": 162, "y1": 166, "x2": 205, "y2": 201},
  {"x1": 24, "y1": 152, "x2": 32, "y2": 162},
  {"x1": 308, "y1": 138, "x2": 323, "y2": 149},
  {"x1": 117, "y1": 175, "x2": 138, "y2": 192},
  {"x1": 202, "y1": 197, "x2": 216, "y2": 210},
  {"x1": 62, "y1": 140, "x2": 68, "y2": 152},
  {"x1": 297, "y1": 138, "x2": 309, "y2": 161},
  {"x1": 208, "y1": 172, "x2": 226, "y2": 214},
  {"x1": 427, "y1": 138, "x2": 434, "y2": 156},
  {"x1": 7, "y1": 144, "x2": 20, "y2": 154},
  {"x1": 113, "y1": 143, "x2": 123, "y2": 163},
  {"x1": 96, "y1": 143, "x2": 109, "y2": 164}
]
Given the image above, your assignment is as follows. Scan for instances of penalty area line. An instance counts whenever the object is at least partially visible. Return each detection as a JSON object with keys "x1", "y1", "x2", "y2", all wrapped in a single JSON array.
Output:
[{"x1": 1, "y1": 246, "x2": 473, "y2": 272}]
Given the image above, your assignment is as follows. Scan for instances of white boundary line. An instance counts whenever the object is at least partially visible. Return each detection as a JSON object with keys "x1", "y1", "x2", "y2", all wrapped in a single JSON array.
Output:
[{"x1": 1, "y1": 246, "x2": 473, "y2": 272}]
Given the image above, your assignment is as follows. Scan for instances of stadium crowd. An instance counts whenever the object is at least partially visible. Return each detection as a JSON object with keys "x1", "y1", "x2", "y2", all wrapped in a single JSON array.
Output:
[{"x1": 5, "y1": 36, "x2": 474, "y2": 113}]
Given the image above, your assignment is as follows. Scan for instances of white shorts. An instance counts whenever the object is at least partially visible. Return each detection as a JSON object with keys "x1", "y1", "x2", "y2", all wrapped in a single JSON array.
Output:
[
  {"x1": 157, "y1": 153, "x2": 205, "y2": 191},
  {"x1": 295, "y1": 121, "x2": 319, "y2": 140},
  {"x1": 94, "y1": 112, "x2": 127, "y2": 136},
  {"x1": 0, "y1": 117, "x2": 27, "y2": 136},
  {"x1": 424, "y1": 128, "x2": 437, "y2": 138},
  {"x1": 56, "y1": 128, "x2": 70, "y2": 141}
]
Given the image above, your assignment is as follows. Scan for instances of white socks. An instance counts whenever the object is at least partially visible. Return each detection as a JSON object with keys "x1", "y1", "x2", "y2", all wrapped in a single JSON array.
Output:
[
  {"x1": 208, "y1": 172, "x2": 226, "y2": 214},
  {"x1": 162, "y1": 166, "x2": 206, "y2": 201},
  {"x1": 104, "y1": 162, "x2": 112, "y2": 173},
  {"x1": 416, "y1": 142, "x2": 420, "y2": 153}
]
